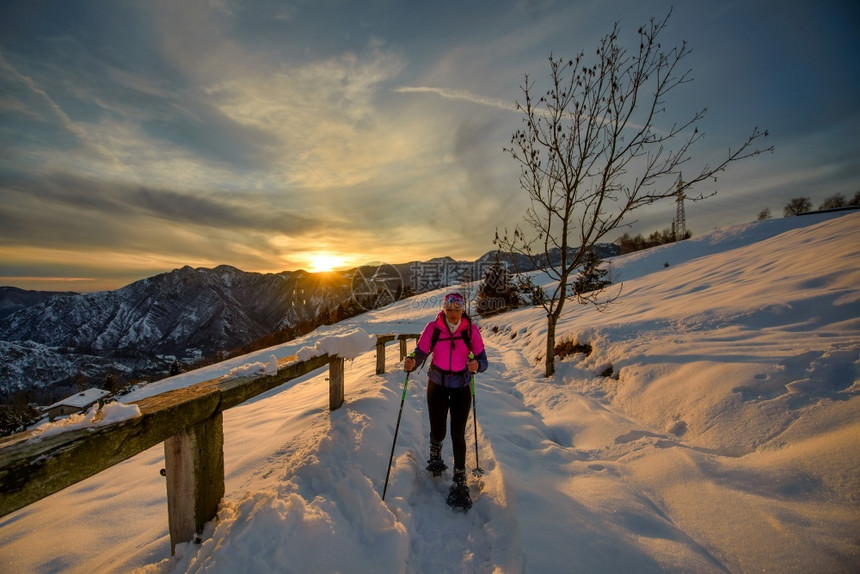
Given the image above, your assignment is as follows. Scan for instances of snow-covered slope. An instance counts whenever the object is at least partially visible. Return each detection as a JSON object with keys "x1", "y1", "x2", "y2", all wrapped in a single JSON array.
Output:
[{"x1": 0, "y1": 212, "x2": 857, "y2": 573}]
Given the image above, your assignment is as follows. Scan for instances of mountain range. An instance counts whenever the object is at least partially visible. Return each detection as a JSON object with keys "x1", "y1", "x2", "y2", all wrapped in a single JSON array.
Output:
[{"x1": 0, "y1": 245, "x2": 619, "y2": 402}]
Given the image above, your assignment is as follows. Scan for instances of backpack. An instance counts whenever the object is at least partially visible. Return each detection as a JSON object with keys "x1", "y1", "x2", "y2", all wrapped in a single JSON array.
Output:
[{"x1": 429, "y1": 314, "x2": 474, "y2": 355}]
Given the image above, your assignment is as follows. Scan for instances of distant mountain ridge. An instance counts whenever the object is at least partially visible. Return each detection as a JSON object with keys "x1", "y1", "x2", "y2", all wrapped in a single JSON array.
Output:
[
  {"x1": 0, "y1": 246, "x2": 619, "y2": 401},
  {"x1": 0, "y1": 287, "x2": 77, "y2": 320}
]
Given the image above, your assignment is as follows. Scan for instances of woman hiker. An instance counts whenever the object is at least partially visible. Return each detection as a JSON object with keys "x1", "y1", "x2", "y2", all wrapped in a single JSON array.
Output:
[{"x1": 403, "y1": 292, "x2": 489, "y2": 509}]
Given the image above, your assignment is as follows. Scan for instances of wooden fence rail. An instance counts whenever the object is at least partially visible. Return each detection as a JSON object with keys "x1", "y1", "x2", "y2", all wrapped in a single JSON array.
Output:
[{"x1": 0, "y1": 333, "x2": 419, "y2": 553}]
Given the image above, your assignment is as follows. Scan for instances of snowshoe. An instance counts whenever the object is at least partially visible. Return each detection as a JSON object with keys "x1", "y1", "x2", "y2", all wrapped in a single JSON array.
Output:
[
  {"x1": 426, "y1": 459, "x2": 448, "y2": 477},
  {"x1": 446, "y1": 469, "x2": 472, "y2": 511},
  {"x1": 426, "y1": 442, "x2": 447, "y2": 477}
]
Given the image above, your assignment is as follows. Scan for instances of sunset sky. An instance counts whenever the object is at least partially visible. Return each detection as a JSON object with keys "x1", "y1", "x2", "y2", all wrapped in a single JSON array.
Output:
[{"x1": 1, "y1": 0, "x2": 858, "y2": 292}]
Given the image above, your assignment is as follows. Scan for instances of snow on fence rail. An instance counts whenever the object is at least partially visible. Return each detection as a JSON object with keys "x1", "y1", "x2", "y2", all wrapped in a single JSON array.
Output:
[{"x1": 0, "y1": 332, "x2": 419, "y2": 554}]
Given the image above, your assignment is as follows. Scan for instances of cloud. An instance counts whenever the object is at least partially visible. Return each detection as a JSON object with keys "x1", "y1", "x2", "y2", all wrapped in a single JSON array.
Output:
[
  {"x1": 393, "y1": 86, "x2": 517, "y2": 113},
  {"x1": 0, "y1": 171, "x2": 321, "y2": 245},
  {"x1": 206, "y1": 49, "x2": 409, "y2": 185},
  {"x1": 0, "y1": 51, "x2": 126, "y2": 169}
]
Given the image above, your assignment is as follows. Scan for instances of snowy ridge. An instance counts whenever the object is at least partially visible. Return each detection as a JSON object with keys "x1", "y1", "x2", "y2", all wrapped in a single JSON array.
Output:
[{"x1": 0, "y1": 212, "x2": 857, "y2": 573}]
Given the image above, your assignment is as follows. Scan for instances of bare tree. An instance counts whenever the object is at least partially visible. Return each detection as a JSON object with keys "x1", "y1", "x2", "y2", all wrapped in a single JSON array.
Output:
[
  {"x1": 819, "y1": 193, "x2": 846, "y2": 210},
  {"x1": 783, "y1": 197, "x2": 812, "y2": 217},
  {"x1": 496, "y1": 11, "x2": 772, "y2": 376},
  {"x1": 757, "y1": 208, "x2": 772, "y2": 221}
]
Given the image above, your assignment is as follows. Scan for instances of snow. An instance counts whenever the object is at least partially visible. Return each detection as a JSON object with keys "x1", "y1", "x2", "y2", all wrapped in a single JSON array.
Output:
[
  {"x1": 220, "y1": 355, "x2": 280, "y2": 381},
  {"x1": 295, "y1": 327, "x2": 377, "y2": 361},
  {"x1": 43, "y1": 387, "x2": 111, "y2": 410},
  {"x1": 29, "y1": 401, "x2": 141, "y2": 440},
  {"x1": 0, "y1": 212, "x2": 858, "y2": 573}
]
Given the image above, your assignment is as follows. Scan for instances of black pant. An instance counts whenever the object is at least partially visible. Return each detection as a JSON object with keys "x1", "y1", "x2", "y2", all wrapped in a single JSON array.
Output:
[{"x1": 427, "y1": 381, "x2": 472, "y2": 470}]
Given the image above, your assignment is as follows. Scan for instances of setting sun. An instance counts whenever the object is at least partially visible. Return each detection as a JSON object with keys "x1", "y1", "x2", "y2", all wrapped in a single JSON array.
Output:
[{"x1": 307, "y1": 253, "x2": 346, "y2": 273}]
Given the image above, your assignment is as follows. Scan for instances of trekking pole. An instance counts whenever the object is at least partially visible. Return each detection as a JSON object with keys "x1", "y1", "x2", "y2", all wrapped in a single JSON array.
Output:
[
  {"x1": 382, "y1": 354, "x2": 413, "y2": 500},
  {"x1": 469, "y1": 352, "x2": 484, "y2": 478}
]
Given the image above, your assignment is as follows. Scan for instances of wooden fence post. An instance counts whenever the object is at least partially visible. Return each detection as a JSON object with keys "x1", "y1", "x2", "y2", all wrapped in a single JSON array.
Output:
[
  {"x1": 329, "y1": 357, "x2": 344, "y2": 411},
  {"x1": 376, "y1": 339, "x2": 386, "y2": 375},
  {"x1": 399, "y1": 338, "x2": 408, "y2": 360},
  {"x1": 163, "y1": 412, "x2": 224, "y2": 555}
]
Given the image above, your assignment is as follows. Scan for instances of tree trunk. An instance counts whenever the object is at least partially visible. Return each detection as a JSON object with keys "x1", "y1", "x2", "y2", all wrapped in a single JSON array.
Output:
[{"x1": 545, "y1": 313, "x2": 557, "y2": 377}]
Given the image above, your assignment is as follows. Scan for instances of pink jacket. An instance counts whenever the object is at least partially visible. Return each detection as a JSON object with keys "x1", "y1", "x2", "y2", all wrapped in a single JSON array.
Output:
[{"x1": 413, "y1": 312, "x2": 487, "y2": 387}]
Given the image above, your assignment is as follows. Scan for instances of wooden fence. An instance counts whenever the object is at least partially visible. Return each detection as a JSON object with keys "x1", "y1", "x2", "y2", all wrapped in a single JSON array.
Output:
[{"x1": 0, "y1": 333, "x2": 419, "y2": 553}]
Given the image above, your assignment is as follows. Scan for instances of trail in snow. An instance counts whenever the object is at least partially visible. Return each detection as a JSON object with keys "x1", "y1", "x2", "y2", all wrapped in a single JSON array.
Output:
[
  {"x1": 380, "y1": 362, "x2": 521, "y2": 573},
  {"x1": 385, "y1": 327, "x2": 725, "y2": 573}
]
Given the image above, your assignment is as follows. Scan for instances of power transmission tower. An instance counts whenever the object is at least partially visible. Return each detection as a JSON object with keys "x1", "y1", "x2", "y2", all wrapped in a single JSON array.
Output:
[{"x1": 673, "y1": 175, "x2": 687, "y2": 239}]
